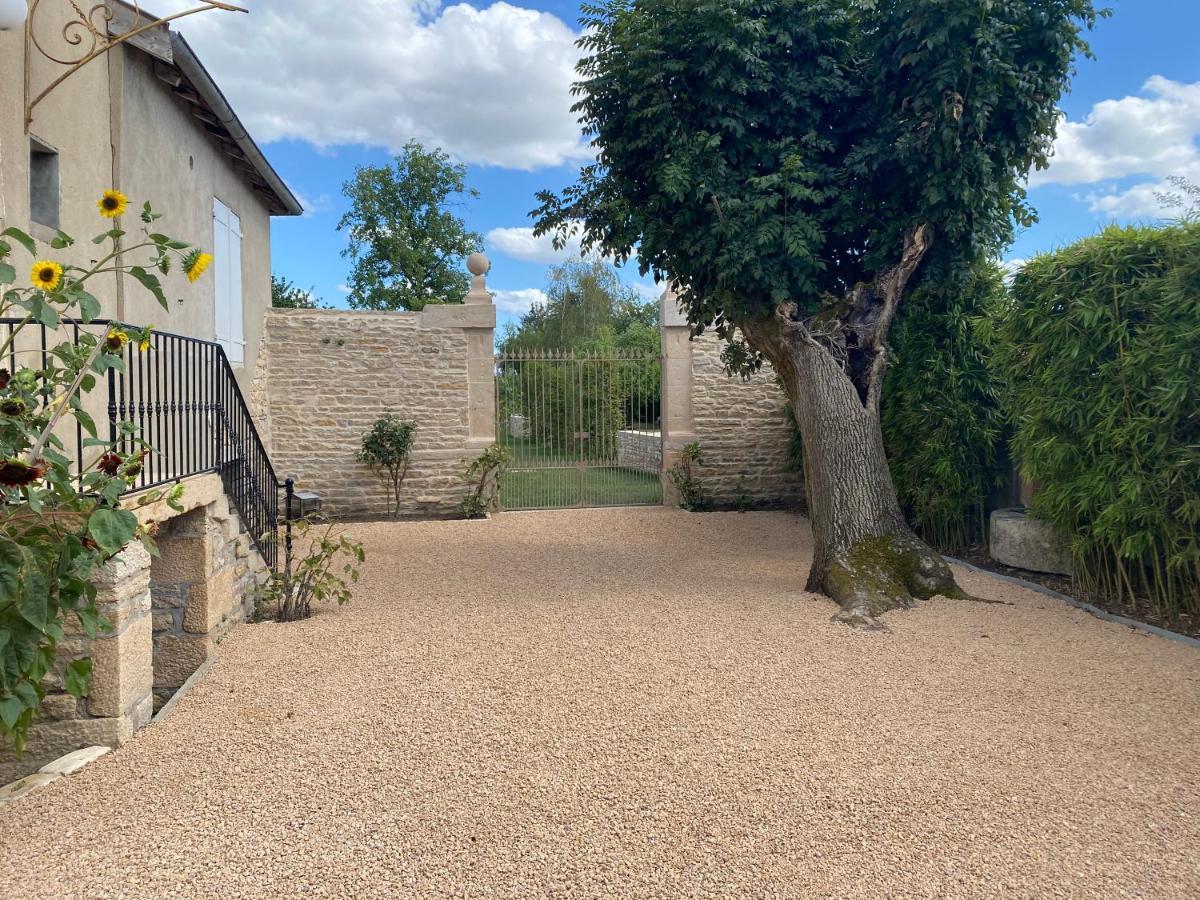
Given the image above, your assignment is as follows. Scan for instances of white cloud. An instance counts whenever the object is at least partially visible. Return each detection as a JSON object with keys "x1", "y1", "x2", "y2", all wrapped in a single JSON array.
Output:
[
  {"x1": 1033, "y1": 77, "x2": 1200, "y2": 187},
  {"x1": 486, "y1": 223, "x2": 589, "y2": 264},
  {"x1": 158, "y1": 0, "x2": 589, "y2": 170},
  {"x1": 491, "y1": 288, "x2": 548, "y2": 315}
]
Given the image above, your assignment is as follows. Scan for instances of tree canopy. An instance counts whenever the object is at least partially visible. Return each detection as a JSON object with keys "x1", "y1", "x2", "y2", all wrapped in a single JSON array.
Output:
[
  {"x1": 500, "y1": 259, "x2": 659, "y2": 355},
  {"x1": 340, "y1": 141, "x2": 483, "y2": 312},
  {"x1": 535, "y1": 0, "x2": 1102, "y2": 348},
  {"x1": 271, "y1": 274, "x2": 327, "y2": 309}
]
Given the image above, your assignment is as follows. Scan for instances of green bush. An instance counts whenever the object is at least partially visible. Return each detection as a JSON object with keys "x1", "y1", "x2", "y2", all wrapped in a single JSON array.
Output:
[
  {"x1": 358, "y1": 413, "x2": 417, "y2": 519},
  {"x1": 668, "y1": 442, "x2": 706, "y2": 511},
  {"x1": 990, "y1": 223, "x2": 1200, "y2": 620},
  {"x1": 460, "y1": 443, "x2": 512, "y2": 519},
  {"x1": 881, "y1": 263, "x2": 1009, "y2": 553}
]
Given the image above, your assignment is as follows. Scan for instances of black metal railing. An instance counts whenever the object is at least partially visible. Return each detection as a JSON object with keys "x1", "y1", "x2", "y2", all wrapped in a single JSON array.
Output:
[{"x1": 1, "y1": 318, "x2": 281, "y2": 570}]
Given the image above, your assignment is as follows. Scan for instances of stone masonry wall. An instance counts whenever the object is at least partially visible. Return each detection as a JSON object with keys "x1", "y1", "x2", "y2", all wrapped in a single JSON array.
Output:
[
  {"x1": 0, "y1": 474, "x2": 268, "y2": 784},
  {"x1": 258, "y1": 302, "x2": 496, "y2": 519},
  {"x1": 690, "y1": 332, "x2": 804, "y2": 509},
  {"x1": 660, "y1": 289, "x2": 803, "y2": 511}
]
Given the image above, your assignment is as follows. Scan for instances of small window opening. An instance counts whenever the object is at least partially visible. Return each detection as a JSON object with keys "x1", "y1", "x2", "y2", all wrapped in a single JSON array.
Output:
[{"x1": 29, "y1": 138, "x2": 60, "y2": 230}]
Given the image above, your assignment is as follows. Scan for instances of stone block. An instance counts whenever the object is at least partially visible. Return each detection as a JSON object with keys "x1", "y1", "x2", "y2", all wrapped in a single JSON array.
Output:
[
  {"x1": 989, "y1": 508, "x2": 1073, "y2": 576},
  {"x1": 0, "y1": 716, "x2": 130, "y2": 785},
  {"x1": 151, "y1": 531, "x2": 211, "y2": 583},
  {"x1": 154, "y1": 633, "x2": 213, "y2": 690},
  {"x1": 0, "y1": 773, "x2": 59, "y2": 807},
  {"x1": 151, "y1": 582, "x2": 188, "y2": 609},
  {"x1": 40, "y1": 693, "x2": 79, "y2": 722},
  {"x1": 153, "y1": 609, "x2": 181, "y2": 634},
  {"x1": 39, "y1": 746, "x2": 110, "y2": 777},
  {"x1": 88, "y1": 613, "x2": 153, "y2": 718},
  {"x1": 183, "y1": 566, "x2": 235, "y2": 634}
]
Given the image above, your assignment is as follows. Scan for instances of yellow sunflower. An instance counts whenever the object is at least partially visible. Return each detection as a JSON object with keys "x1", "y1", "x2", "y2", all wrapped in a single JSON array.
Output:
[
  {"x1": 139, "y1": 327, "x2": 154, "y2": 352},
  {"x1": 185, "y1": 251, "x2": 214, "y2": 283},
  {"x1": 97, "y1": 190, "x2": 128, "y2": 219},
  {"x1": 31, "y1": 260, "x2": 63, "y2": 292},
  {"x1": 106, "y1": 329, "x2": 130, "y2": 352}
]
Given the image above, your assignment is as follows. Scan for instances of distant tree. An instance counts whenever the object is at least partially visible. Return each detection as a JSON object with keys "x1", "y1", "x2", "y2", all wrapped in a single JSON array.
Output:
[
  {"x1": 500, "y1": 259, "x2": 658, "y2": 354},
  {"x1": 535, "y1": 0, "x2": 1102, "y2": 628},
  {"x1": 271, "y1": 275, "x2": 326, "y2": 309},
  {"x1": 339, "y1": 141, "x2": 483, "y2": 312}
]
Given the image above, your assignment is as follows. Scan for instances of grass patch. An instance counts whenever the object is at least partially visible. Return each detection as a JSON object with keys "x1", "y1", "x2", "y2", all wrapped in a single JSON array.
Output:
[{"x1": 501, "y1": 466, "x2": 662, "y2": 509}]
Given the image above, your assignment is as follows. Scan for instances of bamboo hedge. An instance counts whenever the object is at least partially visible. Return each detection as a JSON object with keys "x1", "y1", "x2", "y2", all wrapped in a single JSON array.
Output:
[{"x1": 990, "y1": 223, "x2": 1200, "y2": 620}]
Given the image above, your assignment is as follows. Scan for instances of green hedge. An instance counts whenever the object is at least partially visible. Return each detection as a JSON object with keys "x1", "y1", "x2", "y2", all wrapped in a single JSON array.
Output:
[
  {"x1": 881, "y1": 263, "x2": 1009, "y2": 553},
  {"x1": 991, "y1": 223, "x2": 1200, "y2": 620}
]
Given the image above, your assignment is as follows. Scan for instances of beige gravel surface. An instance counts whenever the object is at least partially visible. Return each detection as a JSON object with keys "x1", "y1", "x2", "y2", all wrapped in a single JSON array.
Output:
[{"x1": 2, "y1": 508, "x2": 1198, "y2": 899}]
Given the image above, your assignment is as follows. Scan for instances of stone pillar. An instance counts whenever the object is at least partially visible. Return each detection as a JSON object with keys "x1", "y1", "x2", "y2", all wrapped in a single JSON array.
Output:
[
  {"x1": 463, "y1": 252, "x2": 497, "y2": 450},
  {"x1": 659, "y1": 286, "x2": 696, "y2": 504}
]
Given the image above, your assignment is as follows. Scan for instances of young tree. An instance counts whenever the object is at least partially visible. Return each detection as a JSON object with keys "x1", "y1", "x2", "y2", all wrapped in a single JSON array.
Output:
[
  {"x1": 339, "y1": 141, "x2": 483, "y2": 312},
  {"x1": 535, "y1": 0, "x2": 1102, "y2": 627}
]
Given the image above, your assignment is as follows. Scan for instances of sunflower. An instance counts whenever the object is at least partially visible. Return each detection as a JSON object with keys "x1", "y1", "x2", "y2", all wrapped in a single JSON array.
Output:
[
  {"x1": 97, "y1": 190, "x2": 128, "y2": 218},
  {"x1": 184, "y1": 250, "x2": 214, "y2": 283},
  {"x1": 105, "y1": 329, "x2": 130, "y2": 352},
  {"x1": 31, "y1": 260, "x2": 64, "y2": 292}
]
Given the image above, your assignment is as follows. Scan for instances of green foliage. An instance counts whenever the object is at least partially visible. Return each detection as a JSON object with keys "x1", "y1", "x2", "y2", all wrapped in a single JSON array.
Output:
[
  {"x1": 271, "y1": 275, "x2": 326, "y2": 310},
  {"x1": 262, "y1": 519, "x2": 364, "y2": 622},
  {"x1": 881, "y1": 262, "x2": 1009, "y2": 553},
  {"x1": 668, "y1": 442, "x2": 706, "y2": 512},
  {"x1": 535, "y1": 0, "x2": 1101, "y2": 360},
  {"x1": 990, "y1": 223, "x2": 1200, "y2": 621},
  {"x1": 339, "y1": 141, "x2": 483, "y2": 312},
  {"x1": 460, "y1": 444, "x2": 512, "y2": 519},
  {"x1": 500, "y1": 260, "x2": 659, "y2": 356},
  {"x1": 0, "y1": 201, "x2": 204, "y2": 751},
  {"x1": 357, "y1": 414, "x2": 417, "y2": 519}
]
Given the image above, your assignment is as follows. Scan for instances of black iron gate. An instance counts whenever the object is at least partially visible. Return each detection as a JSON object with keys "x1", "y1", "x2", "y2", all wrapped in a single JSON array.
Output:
[{"x1": 494, "y1": 349, "x2": 662, "y2": 509}]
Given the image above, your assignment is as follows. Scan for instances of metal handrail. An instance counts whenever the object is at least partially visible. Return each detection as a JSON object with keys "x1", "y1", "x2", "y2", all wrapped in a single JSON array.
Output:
[{"x1": 0, "y1": 317, "x2": 282, "y2": 570}]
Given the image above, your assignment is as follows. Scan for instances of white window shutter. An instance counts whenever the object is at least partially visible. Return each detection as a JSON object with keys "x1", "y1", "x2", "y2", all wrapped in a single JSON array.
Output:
[{"x1": 212, "y1": 198, "x2": 245, "y2": 364}]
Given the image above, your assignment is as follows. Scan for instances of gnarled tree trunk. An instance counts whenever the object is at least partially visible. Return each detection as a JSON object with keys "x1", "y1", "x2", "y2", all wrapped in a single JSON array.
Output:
[{"x1": 741, "y1": 226, "x2": 970, "y2": 628}]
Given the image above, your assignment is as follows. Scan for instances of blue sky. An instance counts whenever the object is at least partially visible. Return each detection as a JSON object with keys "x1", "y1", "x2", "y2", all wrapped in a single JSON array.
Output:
[{"x1": 168, "y1": 1, "x2": 1200, "y2": 332}]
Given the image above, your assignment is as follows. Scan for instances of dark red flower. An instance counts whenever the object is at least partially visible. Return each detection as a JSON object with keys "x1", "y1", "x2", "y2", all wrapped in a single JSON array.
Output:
[
  {"x1": 0, "y1": 458, "x2": 50, "y2": 487},
  {"x1": 0, "y1": 369, "x2": 10, "y2": 389},
  {"x1": 97, "y1": 452, "x2": 122, "y2": 476},
  {"x1": 0, "y1": 399, "x2": 25, "y2": 416}
]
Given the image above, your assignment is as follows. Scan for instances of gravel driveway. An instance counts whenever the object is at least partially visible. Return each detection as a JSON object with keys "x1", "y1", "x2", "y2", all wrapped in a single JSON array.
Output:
[{"x1": 2, "y1": 508, "x2": 1198, "y2": 898}]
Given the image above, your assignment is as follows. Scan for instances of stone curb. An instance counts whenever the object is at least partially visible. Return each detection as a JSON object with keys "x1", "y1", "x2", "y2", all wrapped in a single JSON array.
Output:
[
  {"x1": 948, "y1": 556, "x2": 1200, "y2": 651},
  {"x1": 0, "y1": 746, "x2": 111, "y2": 809},
  {"x1": 152, "y1": 658, "x2": 213, "y2": 724}
]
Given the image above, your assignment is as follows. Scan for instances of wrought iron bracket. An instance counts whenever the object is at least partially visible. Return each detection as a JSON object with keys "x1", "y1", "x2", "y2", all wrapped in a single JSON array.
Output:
[{"x1": 23, "y1": 0, "x2": 246, "y2": 132}]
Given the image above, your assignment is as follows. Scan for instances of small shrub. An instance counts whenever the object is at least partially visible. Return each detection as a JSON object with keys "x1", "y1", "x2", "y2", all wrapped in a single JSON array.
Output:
[
  {"x1": 669, "y1": 442, "x2": 706, "y2": 511},
  {"x1": 459, "y1": 443, "x2": 512, "y2": 519},
  {"x1": 262, "y1": 519, "x2": 365, "y2": 622},
  {"x1": 357, "y1": 413, "x2": 417, "y2": 519}
]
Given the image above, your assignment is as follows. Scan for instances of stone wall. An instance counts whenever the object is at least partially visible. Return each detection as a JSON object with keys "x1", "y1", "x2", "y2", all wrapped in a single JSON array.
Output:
[
  {"x1": 256, "y1": 270, "x2": 496, "y2": 519},
  {"x1": 617, "y1": 430, "x2": 663, "y2": 472},
  {"x1": 0, "y1": 474, "x2": 268, "y2": 784},
  {"x1": 660, "y1": 291, "x2": 804, "y2": 510}
]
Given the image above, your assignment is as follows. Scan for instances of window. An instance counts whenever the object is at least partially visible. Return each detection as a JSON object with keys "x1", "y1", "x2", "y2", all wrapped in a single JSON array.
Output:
[
  {"x1": 29, "y1": 138, "x2": 60, "y2": 230},
  {"x1": 212, "y1": 198, "x2": 244, "y2": 364}
]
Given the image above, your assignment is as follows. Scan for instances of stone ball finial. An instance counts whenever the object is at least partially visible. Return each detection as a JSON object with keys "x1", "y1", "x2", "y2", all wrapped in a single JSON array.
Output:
[{"x1": 467, "y1": 252, "x2": 490, "y2": 277}]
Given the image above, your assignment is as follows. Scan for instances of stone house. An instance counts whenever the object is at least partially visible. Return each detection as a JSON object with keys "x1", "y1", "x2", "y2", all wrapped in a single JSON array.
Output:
[{"x1": 0, "y1": 2, "x2": 298, "y2": 782}]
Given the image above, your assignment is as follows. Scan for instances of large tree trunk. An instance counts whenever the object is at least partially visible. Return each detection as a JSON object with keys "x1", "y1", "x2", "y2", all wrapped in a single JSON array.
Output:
[{"x1": 741, "y1": 226, "x2": 970, "y2": 629}]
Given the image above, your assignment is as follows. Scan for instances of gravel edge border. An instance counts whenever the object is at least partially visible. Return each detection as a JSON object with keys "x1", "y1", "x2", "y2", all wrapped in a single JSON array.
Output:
[
  {"x1": 152, "y1": 658, "x2": 213, "y2": 724},
  {"x1": 948, "y1": 555, "x2": 1200, "y2": 651}
]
